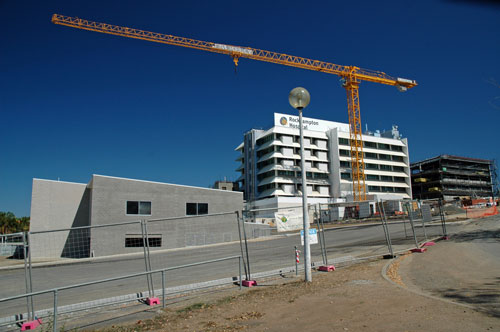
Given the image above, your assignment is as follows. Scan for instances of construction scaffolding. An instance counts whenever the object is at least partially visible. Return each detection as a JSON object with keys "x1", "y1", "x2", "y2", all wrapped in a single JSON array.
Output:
[{"x1": 411, "y1": 155, "x2": 494, "y2": 200}]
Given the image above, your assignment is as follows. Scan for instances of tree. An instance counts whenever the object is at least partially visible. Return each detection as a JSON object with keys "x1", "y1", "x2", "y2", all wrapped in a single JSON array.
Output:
[{"x1": 0, "y1": 211, "x2": 30, "y2": 234}]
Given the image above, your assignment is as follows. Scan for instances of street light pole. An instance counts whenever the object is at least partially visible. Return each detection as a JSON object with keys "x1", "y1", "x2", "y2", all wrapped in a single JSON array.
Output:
[{"x1": 289, "y1": 87, "x2": 312, "y2": 282}]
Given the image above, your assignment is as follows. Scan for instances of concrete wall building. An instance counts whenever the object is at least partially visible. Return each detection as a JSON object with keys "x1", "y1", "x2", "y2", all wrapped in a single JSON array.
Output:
[
  {"x1": 235, "y1": 113, "x2": 412, "y2": 216},
  {"x1": 411, "y1": 155, "x2": 495, "y2": 200},
  {"x1": 30, "y1": 175, "x2": 252, "y2": 259}
]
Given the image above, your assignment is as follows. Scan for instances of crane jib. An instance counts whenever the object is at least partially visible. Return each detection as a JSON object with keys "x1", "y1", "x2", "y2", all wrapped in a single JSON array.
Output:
[{"x1": 51, "y1": 13, "x2": 417, "y2": 202}]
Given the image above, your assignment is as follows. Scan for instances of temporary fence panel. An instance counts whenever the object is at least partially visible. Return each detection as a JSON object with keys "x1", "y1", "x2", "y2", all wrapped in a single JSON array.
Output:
[
  {"x1": 0, "y1": 256, "x2": 243, "y2": 331},
  {"x1": 144, "y1": 211, "x2": 247, "y2": 290}
]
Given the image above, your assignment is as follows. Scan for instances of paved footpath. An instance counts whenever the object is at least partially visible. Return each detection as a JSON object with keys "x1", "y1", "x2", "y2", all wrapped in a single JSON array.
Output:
[{"x1": 398, "y1": 214, "x2": 500, "y2": 318}]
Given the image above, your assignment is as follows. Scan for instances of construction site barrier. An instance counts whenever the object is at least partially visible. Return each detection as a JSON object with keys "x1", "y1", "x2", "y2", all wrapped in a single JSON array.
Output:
[{"x1": 465, "y1": 205, "x2": 499, "y2": 219}]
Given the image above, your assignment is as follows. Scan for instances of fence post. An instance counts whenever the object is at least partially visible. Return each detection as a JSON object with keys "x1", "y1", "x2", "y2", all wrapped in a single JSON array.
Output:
[
  {"x1": 53, "y1": 290, "x2": 58, "y2": 332},
  {"x1": 161, "y1": 270, "x2": 166, "y2": 309},
  {"x1": 140, "y1": 220, "x2": 153, "y2": 299},
  {"x1": 235, "y1": 211, "x2": 249, "y2": 280},
  {"x1": 314, "y1": 204, "x2": 327, "y2": 266},
  {"x1": 419, "y1": 202, "x2": 428, "y2": 241},
  {"x1": 378, "y1": 201, "x2": 394, "y2": 258},
  {"x1": 405, "y1": 202, "x2": 422, "y2": 251},
  {"x1": 239, "y1": 256, "x2": 242, "y2": 290},
  {"x1": 439, "y1": 199, "x2": 448, "y2": 238},
  {"x1": 27, "y1": 232, "x2": 35, "y2": 319},
  {"x1": 22, "y1": 232, "x2": 32, "y2": 321}
]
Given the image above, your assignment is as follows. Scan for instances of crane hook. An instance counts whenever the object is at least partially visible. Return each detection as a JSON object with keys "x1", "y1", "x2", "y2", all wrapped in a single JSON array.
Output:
[{"x1": 231, "y1": 54, "x2": 240, "y2": 75}]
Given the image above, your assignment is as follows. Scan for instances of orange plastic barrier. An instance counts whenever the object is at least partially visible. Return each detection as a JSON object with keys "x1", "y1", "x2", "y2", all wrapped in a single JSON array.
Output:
[{"x1": 465, "y1": 206, "x2": 499, "y2": 219}]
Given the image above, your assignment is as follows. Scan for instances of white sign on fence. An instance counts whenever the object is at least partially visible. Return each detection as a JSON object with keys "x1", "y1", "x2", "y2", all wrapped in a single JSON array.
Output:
[
  {"x1": 275, "y1": 208, "x2": 303, "y2": 232},
  {"x1": 300, "y1": 229, "x2": 318, "y2": 245}
]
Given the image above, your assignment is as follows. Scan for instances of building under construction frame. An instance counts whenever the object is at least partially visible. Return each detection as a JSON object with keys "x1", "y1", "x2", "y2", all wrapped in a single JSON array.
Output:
[{"x1": 411, "y1": 155, "x2": 495, "y2": 200}]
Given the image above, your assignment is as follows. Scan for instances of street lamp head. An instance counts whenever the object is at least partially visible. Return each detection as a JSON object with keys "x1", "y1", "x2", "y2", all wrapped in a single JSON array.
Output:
[{"x1": 288, "y1": 87, "x2": 310, "y2": 110}]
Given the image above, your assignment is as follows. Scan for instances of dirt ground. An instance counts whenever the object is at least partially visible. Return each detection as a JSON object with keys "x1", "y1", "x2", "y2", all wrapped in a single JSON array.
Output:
[{"x1": 91, "y1": 240, "x2": 500, "y2": 332}]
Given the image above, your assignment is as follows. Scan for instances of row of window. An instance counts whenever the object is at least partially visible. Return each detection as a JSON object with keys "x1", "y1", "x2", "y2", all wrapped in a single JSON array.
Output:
[
  {"x1": 340, "y1": 173, "x2": 406, "y2": 182},
  {"x1": 340, "y1": 160, "x2": 406, "y2": 173},
  {"x1": 256, "y1": 133, "x2": 328, "y2": 147},
  {"x1": 258, "y1": 169, "x2": 329, "y2": 181},
  {"x1": 126, "y1": 201, "x2": 208, "y2": 216},
  {"x1": 257, "y1": 158, "x2": 328, "y2": 171},
  {"x1": 368, "y1": 186, "x2": 408, "y2": 193},
  {"x1": 338, "y1": 138, "x2": 404, "y2": 152},
  {"x1": 257, "y1": 183, "x2": 328, "y2": 194},
  {"x1": 258, "y1": 146, "x2": 328, "y2": 159},
  {"x1": 339, "y1": 149, "x2": 404, "y2": 162}
]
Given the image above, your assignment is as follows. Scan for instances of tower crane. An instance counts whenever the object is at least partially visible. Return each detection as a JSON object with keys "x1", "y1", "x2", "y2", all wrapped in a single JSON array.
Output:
[{"x1": 51, "y1": 14, "x2": 417, "y2": 201}]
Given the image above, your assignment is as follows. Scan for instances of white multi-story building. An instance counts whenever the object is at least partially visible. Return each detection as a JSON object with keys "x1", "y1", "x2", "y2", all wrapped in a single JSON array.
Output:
[{"x1": 235, "y1": 113, "x2": 411, "y2": 215}]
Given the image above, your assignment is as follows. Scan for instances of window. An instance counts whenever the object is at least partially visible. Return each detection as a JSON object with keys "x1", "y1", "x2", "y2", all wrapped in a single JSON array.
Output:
[
  {"x1": 394, "y1": 176, "x2": 406, "y2": 182},
  {"x1": 365, "y1": 163, "x2": 378, "y2": 170},
  {"x1": 379, "y1": 164, "x2": 392, "y2": 171},
  {"x1": 365, "y1": 152, "x2": 377, "y2": 159},
  {"x1": 339, "y1": 149, "x2": 350, "y2": 156},
  {"x1": 393, "y1": 166, "x2": 405, "y2": 172},
  {"x1": 392, "y1": 155, "x2": 404, "y2": 162},
  {"x1": 382, "y1": 186, "x2": 394, "y2": 192},
  {"x1": 278, "y1": 170, "x2": 295, "y2": 177},
  {"x1": 395, "y1": 187, "x2": 407, "y2": 193},
  {"x1": 341, "y1": 172, "x2": 351, "y2": 180},
  {"x1": 186, "y1": 203, "x2": 208, "y2": 216},
  {"x1": 364, "y1": 141, "x2": 377, "y2": 149},
  {"x1": 338, "y1": 138, "x2": 349, "y2": 145},
  {"x1": 391, "y1": 145, "x2": 403, "y2": 152},
  {"x1": 366, "y1": 174, "x2": 379, "y2": 181},
  {"x1": 256, "y1": 134, "x2": 274, "y2": 146},
  {"x1": 258, "y1": 183, "x2": 276, "y2": 192},
  {"x1": 257, "y1": 170, "x2": 275, "y2": 180},
  {"x1": 313, "y1": 173, "x2": 329, "y2": 179},
  {"x1": 125, "y1": 235, "x2": 162, "y2": 247},
  {"x1": 381, "y1": 175, "x2": 393, "y2": 182},
  {"x1": 340, "y1": 160, "x2": 351, "y2": 168},
  {"x1": 368, "y1": 186, "x2": 381, "y2": 192},
  {"x1": 378, "y1": 143, "x2": 390, "y2": 150},
  {"x1": 126, "y1": 201, "x2": 151, "y2": 215},
  {"x1": 378, "y1": 154, "x2": 391, "y2": 161},
  {"x1": 257, "y1": 146, "x2": 274, "y2": 157}
]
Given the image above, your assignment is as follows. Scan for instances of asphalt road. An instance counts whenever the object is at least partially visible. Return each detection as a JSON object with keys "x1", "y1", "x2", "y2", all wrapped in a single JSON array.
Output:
[{"x1": 0, "y1": 218, "x2": 454, "y2": 319}]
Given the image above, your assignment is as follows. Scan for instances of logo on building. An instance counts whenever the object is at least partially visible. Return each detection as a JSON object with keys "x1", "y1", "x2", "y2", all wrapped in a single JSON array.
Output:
[
  {"x1": 280, "y1": 117, "x2": 288, "y2": 126},
  {"x1": 280, "y1": 216, "x2": 288, "y2": 223}
]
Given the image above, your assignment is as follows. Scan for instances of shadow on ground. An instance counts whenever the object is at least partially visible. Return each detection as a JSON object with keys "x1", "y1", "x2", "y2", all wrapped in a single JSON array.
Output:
[
  {"x1": 451, "y1": 229, "x2": 500, "y2": 243},
  {"x1": 435, "y1": 279, "x2": 500, "y2": 318}
]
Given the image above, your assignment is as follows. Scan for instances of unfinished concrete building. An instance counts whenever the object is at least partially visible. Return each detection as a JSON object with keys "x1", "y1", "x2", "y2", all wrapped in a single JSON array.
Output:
[{"x1": 411, "y1": 155, "x2": 494, "y2": 200}]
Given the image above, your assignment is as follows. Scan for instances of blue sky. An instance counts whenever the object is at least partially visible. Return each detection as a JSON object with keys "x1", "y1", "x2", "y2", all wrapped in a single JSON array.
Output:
[{"x1": 1, "y1": 0, "x2": 500, "y2": 217}]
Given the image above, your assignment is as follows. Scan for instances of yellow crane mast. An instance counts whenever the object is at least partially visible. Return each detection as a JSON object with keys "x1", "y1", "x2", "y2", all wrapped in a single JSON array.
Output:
[{"x1": 52, "y1": 14, "x2": 417, "y2": 201}]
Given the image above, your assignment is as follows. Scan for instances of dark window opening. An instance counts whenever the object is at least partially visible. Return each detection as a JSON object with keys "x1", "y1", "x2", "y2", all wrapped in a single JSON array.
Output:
[
  {"x1": 127, "y1": 201, "x2": 151, "y2": 215},
  {"x1": 186, "y1": 203, "x2": 209, "y2": 215},
  {"x1": 125, "y1": 236, "x2": 162, "y2": 247}
]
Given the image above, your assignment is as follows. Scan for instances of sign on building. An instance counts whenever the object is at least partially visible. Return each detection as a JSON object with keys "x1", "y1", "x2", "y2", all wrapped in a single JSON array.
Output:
[{"x1": 275, "y1": 208, "x2": 303, "y2": 232}]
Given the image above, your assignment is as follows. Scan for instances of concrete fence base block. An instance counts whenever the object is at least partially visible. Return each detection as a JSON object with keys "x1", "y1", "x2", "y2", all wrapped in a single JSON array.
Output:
[
  {"x1": 422, "y1": 241, "x2": 436, "y2": 247},
  {"x1": 146, "y1": 297, "x2": 160, "y2": 306},
  {"x1": 21, "y1": 318, "x2": 42, "y2": 331},
  {"x1": 318, "y1": 265, "x2": 335, "y2": 272},
  {"x1": 242, "y1": 280, "x2": 257, "y2": 287},
  {"x1": 383, "y1": 254, "x2": 396, "y2": 259},
  {"x1": 411, "y1": 248, "x2": 427, "y2": 253}
]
